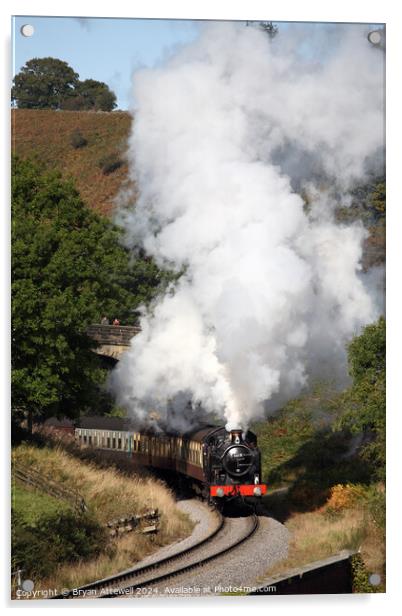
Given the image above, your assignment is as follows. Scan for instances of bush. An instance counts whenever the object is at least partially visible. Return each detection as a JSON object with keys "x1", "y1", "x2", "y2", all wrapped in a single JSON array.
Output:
[
  {"x1": 12, "y1": 509, "x2": 107, "y2": 579},
  {"x1": 322, "y1": 483, "x2": 366, "y2": 515},
  {"x1": 351, "y1": 553, "x2": 384, "y2": 593},
  {"x1": 70, "y1": 129, "x2": 88, "y2": 149},
  {"x1": 98, "y1": 152, "x2": 123, "y2": 175}
]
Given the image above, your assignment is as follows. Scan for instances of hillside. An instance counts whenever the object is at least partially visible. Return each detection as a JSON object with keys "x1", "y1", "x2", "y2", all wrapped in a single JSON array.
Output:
[
  {"x1": 11, "y1": 109, "x2": 133, "y2": 215},
  {"x1": 11, "y1": 109, "x2": 384, "y2": 268},
  {"x1": 12, "y1": 441, "x2": 193, "y2": 590}
]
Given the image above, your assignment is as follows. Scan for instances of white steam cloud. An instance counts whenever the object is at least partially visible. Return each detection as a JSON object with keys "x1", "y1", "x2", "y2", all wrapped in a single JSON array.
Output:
[{"x1": 112, "y1": 22, "x2": 384, "y2": 432}]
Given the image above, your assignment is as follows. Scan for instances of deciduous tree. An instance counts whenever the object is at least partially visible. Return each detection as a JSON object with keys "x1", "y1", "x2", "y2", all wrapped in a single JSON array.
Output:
[{"x1": 12, "y1": 158, "x2": 168, "y2": 426}]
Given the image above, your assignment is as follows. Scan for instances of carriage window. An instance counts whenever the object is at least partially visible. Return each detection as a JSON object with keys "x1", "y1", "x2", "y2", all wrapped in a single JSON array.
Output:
[
  {"x1": 118, "y1": 438, "x2": 122, "y2": 450},
  {"x1": 83, "y1": 435, "x2": 87, "y2": 444},
  {"x1": 107, "y1": 437, "x2": 111, "y2": 448}
]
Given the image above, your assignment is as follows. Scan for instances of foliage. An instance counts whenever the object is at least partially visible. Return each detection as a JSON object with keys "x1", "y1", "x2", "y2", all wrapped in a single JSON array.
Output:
[
  {"x1": 12, "y1": 509, "x2": 106, "y2": 579},
  {"x1": 351, "y1": 553, "x2": 384, "y2": 593},
  {"x1": 70, "y1": 129, "x2": 88, "y2": 149},
  {"x1": 11, "y1": 58, "x2": 79, "y2": 109},
  {"x1": 259, "y1": 21, "x2": 278, "y2": 38},
  {"x1": 12, "y1": 57, "x2": 116, "y2": 111},
  {"x1": 320, "y1": 483, "x2": 365, "y2": 515},
  {"x1": 335, "y1": 177, "x2": 386, "y2": 225},
  {"x1": 369, "y1": 181, "x2": 386, "y2": 219},
  {"x1": 336, "y1": 317, "x2": 385, "y2": 480},
  {"x1": 253, "y1": 382, "x2": 343, "y2": 486},
  {"x1": 98, "y1": 151, "x2": 124, "y2": 175},
  {"x1": 11, "y1": 157, "x2": 170, "y2": 423},
  {"x1": 61, "y1": 79, "x2": 117, "y2": 112}
]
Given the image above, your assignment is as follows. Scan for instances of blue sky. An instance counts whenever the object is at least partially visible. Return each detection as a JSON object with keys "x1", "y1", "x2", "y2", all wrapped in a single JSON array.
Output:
[
  {"x1": 12, "y1": 17, "x2": 383, "y2": 110},
  {"x1": 12, "y1": 16, "x2": 200, "y2": 109}
]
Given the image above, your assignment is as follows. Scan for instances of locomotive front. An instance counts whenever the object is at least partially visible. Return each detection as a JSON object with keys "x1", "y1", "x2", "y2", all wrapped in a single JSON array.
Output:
[{"x1": 206, "y1": 428, "x2": 267, "y2": 500}]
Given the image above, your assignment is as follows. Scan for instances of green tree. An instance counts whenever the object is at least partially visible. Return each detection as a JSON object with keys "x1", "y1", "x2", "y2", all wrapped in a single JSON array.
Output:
[
  {"x1": 369, "y1": 180, "x2": 386, "y2": 220},
  {"x1": 11, "y1": 57, "x2": 79, "y2": 109},
  {"x1": 12, "y1": 58, "x2": 117, "y2": 111},
  {"x1": 259, "y1": 21, "x2": 278, "y2": 38},
  {"x1": 336, "y1": 317, "x2": 385, "y2": 479},
  {"x1": 61, "y1": 79, "x2": 117, "y2": 111},
  {"x1": 11, "y1": 158, "x2": 166, "y2": 427}
]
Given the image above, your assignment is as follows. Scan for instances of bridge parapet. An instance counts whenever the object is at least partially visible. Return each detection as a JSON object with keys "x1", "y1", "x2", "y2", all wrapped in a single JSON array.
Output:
[{"x1": 87, "y1": 324, "x2": 141, "y2": 352}]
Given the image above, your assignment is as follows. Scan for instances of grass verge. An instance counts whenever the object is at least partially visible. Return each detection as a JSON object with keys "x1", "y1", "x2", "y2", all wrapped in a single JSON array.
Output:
[
  {"x1": 12, "y1": 442, "x2": 194, "y2": 594},
  {"x1": 258, "y1": 483, "x2": 385, "y2": 592}
]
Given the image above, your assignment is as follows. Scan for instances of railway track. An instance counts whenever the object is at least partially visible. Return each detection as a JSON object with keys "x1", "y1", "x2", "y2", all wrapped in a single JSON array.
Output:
[{"x1": 58, "y1": 508, "x2": 259, "y2": 600}]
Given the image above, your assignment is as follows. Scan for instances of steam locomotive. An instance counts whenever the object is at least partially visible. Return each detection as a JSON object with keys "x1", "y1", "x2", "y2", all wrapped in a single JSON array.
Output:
[{"x1": 74, "y1": 417, "x2": 267, "y2": 502}]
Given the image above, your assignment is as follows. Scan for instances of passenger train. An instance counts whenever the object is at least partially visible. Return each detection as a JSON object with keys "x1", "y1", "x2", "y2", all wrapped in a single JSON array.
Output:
[{"x1": 74, "y1": 416, "x2": 267, "y2": 502}]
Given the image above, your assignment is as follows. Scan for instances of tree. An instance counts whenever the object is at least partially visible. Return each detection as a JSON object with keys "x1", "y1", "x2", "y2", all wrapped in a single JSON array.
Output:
[
  {"x1": 258, "y1": 21, "x2": 278, "y2": 38},
  {"x1": 11, "y1": 158, "x2": 166, "y2": 427},
  {"x1": 369, "y1": 180, "x2": 386, "y2": 220},
  {"x1": 12, "y1": 58, "x2": 79, "y2": 109},
  {"x1": 336, "y1": 317, "x2": 385, "y2": 479},
  {"x1": 12, "y1": 58, "x2": 117, "y2": 111},
  {"x1": 61, "y1": 79, "x2": 117, "y2": 111},
  {"x1": 245, "y1": 20, "x2": 278, "y2": 38},
  {"x1": 76, "y1": 79, "x2": 117, "y2": 111}
]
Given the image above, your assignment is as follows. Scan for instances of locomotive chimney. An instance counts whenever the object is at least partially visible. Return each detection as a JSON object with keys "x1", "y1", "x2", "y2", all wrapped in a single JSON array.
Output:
[{"x1": 230, "y1": 429, "x2": 242, "y2": 444}]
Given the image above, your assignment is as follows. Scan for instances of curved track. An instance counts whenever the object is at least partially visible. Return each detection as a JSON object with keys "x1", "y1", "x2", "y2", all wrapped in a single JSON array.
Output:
[
  {"x1": 58, "y1": 504, "x2": 223, "y2": 599},
  {"x1": 59, "y1": 509, "x2": 259, "y2": 600}
]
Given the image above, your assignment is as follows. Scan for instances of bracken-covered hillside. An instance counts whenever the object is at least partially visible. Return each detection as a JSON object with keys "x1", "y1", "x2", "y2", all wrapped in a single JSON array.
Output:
[{"x1": 11, "y1": 109, "x2": 132, "y2": 215}]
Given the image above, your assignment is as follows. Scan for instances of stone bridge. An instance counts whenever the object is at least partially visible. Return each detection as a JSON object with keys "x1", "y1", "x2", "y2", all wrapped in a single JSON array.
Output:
[{"x1": 86, "y1": 324, "x2": 140, "y2": 360}]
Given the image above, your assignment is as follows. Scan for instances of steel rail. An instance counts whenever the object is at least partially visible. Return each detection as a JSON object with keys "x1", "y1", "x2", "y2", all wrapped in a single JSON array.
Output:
[
  {"x1": 54, "y1": 505, "x2": 224, "y2": 599},
  {"x1": 99, "y1": 513, "x2": 259, "y2": 599}
]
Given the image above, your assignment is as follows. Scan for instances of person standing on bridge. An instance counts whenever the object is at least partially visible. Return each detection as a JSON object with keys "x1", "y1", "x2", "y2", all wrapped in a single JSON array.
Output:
[
  {"x1": 112, "y1": 318, "x2": 120, "y2": 326},
  {"x1": 101, "y1": 316, "x2": 109, "y2": 325}
]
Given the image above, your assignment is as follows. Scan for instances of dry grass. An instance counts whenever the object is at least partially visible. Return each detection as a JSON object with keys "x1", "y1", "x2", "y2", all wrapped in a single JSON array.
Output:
[
  {"x1": 12, "y1": 444, "x2": 190, "y2": 529},
  {"x1": 260, "y1": 486, "x2": 384, "y2": 584},
  {"x1": 11, "y1": 109, "x2": 134, "y2": 216},
  {"x1": 12, "y1": 443, "x2": 194, "y2": 590},
  {"x1": 263, "y1": 508, "x2": 367, "y2": 581},
  {"x1": 42, "y1": 530, "x2": 167, "y2": 591}
]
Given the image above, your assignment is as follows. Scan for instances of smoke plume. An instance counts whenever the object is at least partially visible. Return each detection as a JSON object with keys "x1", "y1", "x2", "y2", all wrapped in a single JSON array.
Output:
[{"x1": 112, "y1": 22, "x2": 384, "y2": 431}]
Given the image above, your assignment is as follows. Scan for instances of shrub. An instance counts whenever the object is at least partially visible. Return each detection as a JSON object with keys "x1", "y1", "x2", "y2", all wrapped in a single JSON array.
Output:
[
  {"x1": 12, "y1": 509, "x2": 107, "y2": 579},
  {"x1": 351, "y1": 553, "x2": 384, "y2": 593},
  {"x1": 322, "y1": 483, "x2": 366, "y2": 515},
  {"x1": 98, "y1": 152, "x2": 123, "y2": 175},
  {"x1": 70, "y1": 129, "x2": 88, "y2": 149}
]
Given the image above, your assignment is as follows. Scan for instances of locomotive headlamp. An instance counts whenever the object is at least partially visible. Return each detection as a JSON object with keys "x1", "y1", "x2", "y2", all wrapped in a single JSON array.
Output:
[
  {"x1": 216, "y1": 488, "x2": 225, "y2": 497},
  {"x1": 253, "y1": 486, "x2": 262, "y2": 496}
]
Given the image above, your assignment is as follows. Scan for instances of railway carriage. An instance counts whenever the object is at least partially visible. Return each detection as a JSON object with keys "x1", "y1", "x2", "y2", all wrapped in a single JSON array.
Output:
[{"x1": 75, "y1": 417, "x2": 267, "y2": 502}]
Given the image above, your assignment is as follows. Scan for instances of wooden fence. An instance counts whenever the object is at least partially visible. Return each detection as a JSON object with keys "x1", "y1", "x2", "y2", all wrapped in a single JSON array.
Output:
[{"x1": 13, "y1": 464, "x2": 87, "y2": 513}]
